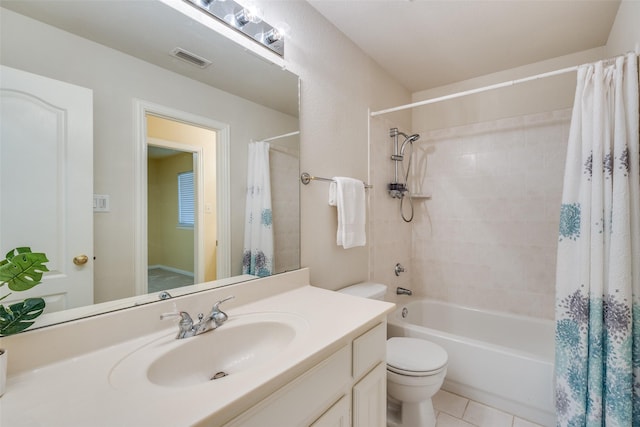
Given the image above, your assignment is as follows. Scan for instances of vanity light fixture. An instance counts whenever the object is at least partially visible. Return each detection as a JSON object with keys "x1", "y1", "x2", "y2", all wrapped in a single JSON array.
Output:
[{"x1": 185, "y1": 0, "x2": 286, "y2": 57}]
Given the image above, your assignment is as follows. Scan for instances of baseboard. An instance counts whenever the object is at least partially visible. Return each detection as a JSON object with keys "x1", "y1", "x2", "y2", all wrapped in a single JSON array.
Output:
[{"x1": 148, "y1": 264, "x2": 194, "y2": 277}]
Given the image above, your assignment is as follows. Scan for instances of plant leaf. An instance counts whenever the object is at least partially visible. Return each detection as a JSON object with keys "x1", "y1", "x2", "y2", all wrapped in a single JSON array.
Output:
[
  {"x1": 0, "y1": 297, "x2": 46, "y2": 335},
  {"x1": 0, "y1": 247, "x2": 49, "y2": 292}
]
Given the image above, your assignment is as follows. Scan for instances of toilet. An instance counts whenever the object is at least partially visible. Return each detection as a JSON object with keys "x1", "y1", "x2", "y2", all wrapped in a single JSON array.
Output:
[{"x1": 338, "y1": 282, "x2": 448, "y2": 427}]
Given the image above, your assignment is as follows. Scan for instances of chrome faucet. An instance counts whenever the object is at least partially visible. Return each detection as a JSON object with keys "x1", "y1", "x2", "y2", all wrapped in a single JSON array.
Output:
[{"x1": 161, "y1": 296, "x2": 235, "y2": 339}]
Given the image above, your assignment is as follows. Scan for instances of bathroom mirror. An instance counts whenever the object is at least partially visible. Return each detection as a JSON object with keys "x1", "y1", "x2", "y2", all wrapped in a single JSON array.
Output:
[{"x1": 0, "y1": 0, "x2": 300, "y2": 331}]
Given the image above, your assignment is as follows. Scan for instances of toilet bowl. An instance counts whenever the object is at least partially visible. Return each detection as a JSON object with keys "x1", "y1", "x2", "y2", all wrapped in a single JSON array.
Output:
[
  {"x1": 386, "y1": 337, "x2": 448, "y2": 427},
  {"x1": 337, "y1": 282, "x2": 448, "y2": 427}
]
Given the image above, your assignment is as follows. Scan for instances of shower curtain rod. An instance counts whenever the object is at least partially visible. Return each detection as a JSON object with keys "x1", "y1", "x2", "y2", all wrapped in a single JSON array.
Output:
[
  {"x1": 372, "y1": 52, "x2": 640, "y2": 117},
  {"x1": 370, "y1": 65, "x2": 579, "y2": 117},
  {"x1": 258, "y1": 130, "x2": 300, "y2": 143},
  {"x1": 269, "y1": 144, "x2": 298, "y2": 156}
]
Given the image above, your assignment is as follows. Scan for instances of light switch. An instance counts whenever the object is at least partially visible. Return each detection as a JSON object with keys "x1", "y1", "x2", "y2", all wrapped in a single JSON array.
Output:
[{"x1": 93, "y1": 194, "x2": 110, "y2": 212}]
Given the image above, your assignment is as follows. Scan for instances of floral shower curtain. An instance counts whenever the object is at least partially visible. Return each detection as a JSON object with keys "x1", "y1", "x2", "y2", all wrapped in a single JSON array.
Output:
[
  {"x1": 242, "y1": 141, "x2": 273, "y2": 277},
  {"x1": 555, "y1": 53, "x2": 639, "y2": 426}
]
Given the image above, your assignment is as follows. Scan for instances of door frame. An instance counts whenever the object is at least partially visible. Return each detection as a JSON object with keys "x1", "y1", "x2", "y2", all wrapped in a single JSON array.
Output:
[{"x1": 133, "y1": 99, "x2": 231, "y2": 296}]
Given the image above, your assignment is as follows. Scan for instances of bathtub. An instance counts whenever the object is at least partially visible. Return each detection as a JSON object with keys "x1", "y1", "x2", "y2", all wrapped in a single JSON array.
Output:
[{"x1": 387, "y1": 299, "x2": 555, "y2": 427}]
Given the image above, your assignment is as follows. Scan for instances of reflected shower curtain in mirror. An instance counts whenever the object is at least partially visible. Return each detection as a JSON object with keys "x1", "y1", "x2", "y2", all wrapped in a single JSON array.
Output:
[
  {"x1": 555, "y1": 53, "x2": 639, "y2": 426},
  {"x1": 242, "y1": 141, "x2": 273, "y2": 277}
]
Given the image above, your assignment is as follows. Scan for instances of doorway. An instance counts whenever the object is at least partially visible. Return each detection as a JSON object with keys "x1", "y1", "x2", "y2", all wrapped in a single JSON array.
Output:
[
  {"x1": 144, "y1": 113, "x2": 218, "y2": 294},
  {"x1": 147, "y1": 143, "x2": 197, "y2": 292},
  {"x1": 134, "y1": 100, "x2": 230, "y2": 297}
]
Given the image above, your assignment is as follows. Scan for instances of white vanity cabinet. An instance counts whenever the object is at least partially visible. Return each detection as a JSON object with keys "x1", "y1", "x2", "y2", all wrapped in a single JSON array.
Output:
[
  {"x1": 351, "y1": 322, "x2": 387, "y2": 427},
  {"x1": 222, "y1": 322, "x2": 387, "y2": 427}
]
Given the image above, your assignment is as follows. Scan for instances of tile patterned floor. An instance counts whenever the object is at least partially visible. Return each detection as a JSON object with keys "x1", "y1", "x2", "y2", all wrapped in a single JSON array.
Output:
[{"x1": 433, "y1": 390, "x2": 544, "y2": 427}]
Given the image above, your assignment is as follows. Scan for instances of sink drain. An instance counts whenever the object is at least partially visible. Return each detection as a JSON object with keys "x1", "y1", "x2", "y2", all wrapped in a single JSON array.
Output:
[{"x1": 211, "y1": 371, "x2": 228, "y2": 380}]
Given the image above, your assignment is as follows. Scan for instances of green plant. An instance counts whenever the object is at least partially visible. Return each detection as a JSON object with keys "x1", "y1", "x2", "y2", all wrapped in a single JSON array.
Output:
[{"x1": 0, "y1": 247, "x2": 48, "y2": 336}]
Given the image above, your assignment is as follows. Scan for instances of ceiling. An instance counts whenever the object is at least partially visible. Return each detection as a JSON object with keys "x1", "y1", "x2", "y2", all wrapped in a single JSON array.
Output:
[{"x1": 308, "y1": 0, "x2": 622, "y2": 92}]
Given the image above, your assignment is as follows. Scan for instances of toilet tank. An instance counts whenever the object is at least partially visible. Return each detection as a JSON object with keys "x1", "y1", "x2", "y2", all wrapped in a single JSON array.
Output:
[{"x1": 338, "y1": 282, "x2": 387, "y2": 300}]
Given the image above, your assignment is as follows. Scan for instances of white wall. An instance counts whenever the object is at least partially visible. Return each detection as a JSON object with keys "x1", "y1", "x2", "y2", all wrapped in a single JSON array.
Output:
[
  {"x1": 254, "y1": 1, "x2": 411, "y2": 290},
  {"x1": 605, "y1": 0, "x2": 640, "y2": 56},
  {"x1": 1, "y1": 8, "x2": 297, "y2": 303}
]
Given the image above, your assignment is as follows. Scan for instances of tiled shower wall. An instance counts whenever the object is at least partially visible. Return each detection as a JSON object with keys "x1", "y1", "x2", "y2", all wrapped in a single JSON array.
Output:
[
  {"x1": 410, "y1": 109, "x2": 571, "y2": 320},
  {"x1": 369, "y1": 114, "x2": 414, "y2": 300},
  {"x1": 271, "y1": 149, "x2": 300, "y2": 274}
]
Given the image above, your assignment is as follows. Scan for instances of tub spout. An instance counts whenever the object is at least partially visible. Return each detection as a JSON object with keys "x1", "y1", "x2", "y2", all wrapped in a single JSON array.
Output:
[{"x1": 396, "y1": 287, "x2": 412, "y2": 296}]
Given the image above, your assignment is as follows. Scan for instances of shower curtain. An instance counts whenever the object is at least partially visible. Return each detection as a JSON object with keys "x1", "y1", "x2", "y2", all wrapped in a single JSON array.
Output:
[
  {"x1": 555, "y1": 53, "x2": 639, "y2": 427},
  {"x1": 242, "y1": 141, "x2": 273, "y2": 277}
]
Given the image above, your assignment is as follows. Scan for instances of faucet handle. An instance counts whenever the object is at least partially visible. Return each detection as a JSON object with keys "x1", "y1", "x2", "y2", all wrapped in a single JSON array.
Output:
[
  {"x1": 212, "y1": 295, "x2": 235, "y2": 311},
  {"x1": 210, "y1": 296, "x2": 235, "y2": 327},
  {"x1": 160, "y1": 311, "x2": 194, "y2": 339},
  {"x1": 160, "y1": 311, "x2": 194, "y2": 325}
]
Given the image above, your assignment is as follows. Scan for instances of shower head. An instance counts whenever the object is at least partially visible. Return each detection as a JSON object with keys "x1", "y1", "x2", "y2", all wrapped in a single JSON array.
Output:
[
  {"x1": 405, "y1": 133, "x2": 420, "y2": 143},
  {"x1": 390, "y1": 128, "x2": 419, "y2": 141},
  {"x1": 400, "y1": 133, "x2": 420, "y2": 155},
  {"x1": 397, "y1": 131, "x2": 419, "y2": 143}
]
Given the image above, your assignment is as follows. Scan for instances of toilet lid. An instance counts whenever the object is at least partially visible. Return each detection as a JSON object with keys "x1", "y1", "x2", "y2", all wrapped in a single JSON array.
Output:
[{"x1": 386, "y1": 337, "x2": 448, "y2": 374}]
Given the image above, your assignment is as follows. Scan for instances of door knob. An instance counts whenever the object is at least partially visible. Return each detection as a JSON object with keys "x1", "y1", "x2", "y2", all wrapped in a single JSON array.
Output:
[{"x1": 73, "y1": 254, "x2": 89, "y2": 265}]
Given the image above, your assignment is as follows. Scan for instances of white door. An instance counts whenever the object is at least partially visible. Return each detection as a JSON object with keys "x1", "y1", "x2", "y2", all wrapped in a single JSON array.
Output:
[{"x1": 0, "y1": 65, "x2": 93, "y2": 312}]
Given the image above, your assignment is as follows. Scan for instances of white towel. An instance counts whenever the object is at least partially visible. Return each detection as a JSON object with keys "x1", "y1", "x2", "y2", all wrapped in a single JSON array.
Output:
[{"x1": 329, "y1": 177, "x2": 366, "y2": 249}]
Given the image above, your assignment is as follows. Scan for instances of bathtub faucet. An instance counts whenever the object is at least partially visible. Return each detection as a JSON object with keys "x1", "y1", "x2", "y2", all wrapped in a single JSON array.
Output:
[{"x1": 396, "y1": 287, "x2": 412, "y2": 296}]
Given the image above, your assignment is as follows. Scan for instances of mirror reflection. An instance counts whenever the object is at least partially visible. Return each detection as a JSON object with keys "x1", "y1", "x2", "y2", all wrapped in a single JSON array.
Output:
[{"x1": 0, "y1": 0, "x2": 300, "y2": 330}]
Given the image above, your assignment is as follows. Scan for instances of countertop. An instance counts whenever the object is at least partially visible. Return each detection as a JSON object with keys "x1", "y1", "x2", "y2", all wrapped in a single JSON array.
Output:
[{"x1": 1, "y1": 283, "x2": 394, "y2": 426}]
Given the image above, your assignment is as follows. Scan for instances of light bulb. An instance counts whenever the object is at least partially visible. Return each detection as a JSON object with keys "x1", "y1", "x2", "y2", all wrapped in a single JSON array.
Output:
[
  {"x1": 264, "y1": 28, "x2": 282, "y2": 44},
  {"x1": 234, "y1": 6, "x2": 262, "y2": 27},
  {"x1": 265, "y1": 22, "x2": 290, "y2": 44}
]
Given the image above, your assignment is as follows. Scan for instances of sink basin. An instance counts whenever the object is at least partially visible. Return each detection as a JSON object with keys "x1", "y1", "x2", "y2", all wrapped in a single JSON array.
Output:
[{"x1": 109, "y1": 312, "x2": 308, "y2": 389}]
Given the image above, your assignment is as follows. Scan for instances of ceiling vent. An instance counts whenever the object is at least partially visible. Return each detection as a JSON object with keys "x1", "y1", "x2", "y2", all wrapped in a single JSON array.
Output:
[{"x1": 171, "y1": 48, "x2": 212, "y2": 69}]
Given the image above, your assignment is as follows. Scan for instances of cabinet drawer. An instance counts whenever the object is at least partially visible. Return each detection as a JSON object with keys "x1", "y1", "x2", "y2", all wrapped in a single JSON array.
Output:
[
  {"x1": 223, "y1": 345, "x2": 351, "y2": 427},
  {"x1": 352, "y1": 322, "x2": 386, "y2": 380}
]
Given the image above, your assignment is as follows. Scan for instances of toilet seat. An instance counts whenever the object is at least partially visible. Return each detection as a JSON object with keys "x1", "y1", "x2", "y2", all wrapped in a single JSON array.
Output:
[{"x1": 387, "y1": 337, "x2": 448, "y2": 376}]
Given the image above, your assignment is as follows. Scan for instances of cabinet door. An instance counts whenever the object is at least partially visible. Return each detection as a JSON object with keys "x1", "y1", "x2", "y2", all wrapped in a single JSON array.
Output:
[
  {"x1": 223, "y1": 346, "x2": 350, "y2": 427},
  {"x1": 311, "y1": 395, "x2": 350, "y2": 427},
  {"x1": 352, "y1": 362, "x2": 386, "y2": 427}
]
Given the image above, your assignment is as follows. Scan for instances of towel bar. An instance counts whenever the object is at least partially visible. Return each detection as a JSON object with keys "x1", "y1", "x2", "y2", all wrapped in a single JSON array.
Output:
[{"x1": 300, "y1": 172, "x2": 372, "y2": 189}]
